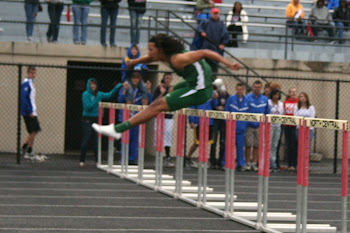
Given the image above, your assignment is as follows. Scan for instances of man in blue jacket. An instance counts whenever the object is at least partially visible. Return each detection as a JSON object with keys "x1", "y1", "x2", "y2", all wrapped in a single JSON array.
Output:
[
  {"x1": 185, "y1": 92, "x2": 218, "y2": 168},
  {"x1": 117, "y1": 69, "x2": 152, "y2": 165},
  {"x1": 225, "y1": 83, "x2": 249, "y2": 171},
  {"x1": 245, "y1": 80, "x2": 270, "y2": 171},
  {"x1": 21, "y1": 66, "x2": 42, "y2": 161}
]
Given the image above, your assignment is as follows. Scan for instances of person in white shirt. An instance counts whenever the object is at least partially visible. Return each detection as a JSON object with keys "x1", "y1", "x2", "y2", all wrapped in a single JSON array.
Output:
[
  {"x1": 294, "y1": 92, "x2": 316, "y2": 154},
  {"x1": 268, "y1": 89, "x2": 284, "y2": 172},
  {"x1": 226, "y1": 1, "x2": 249, "y2": 47}
]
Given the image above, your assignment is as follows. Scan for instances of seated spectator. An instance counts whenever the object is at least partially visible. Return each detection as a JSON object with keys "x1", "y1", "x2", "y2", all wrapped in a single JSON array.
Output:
[
  {"x1": 226, "y1": 1, "x2": 249, "y2": 47},
  {"x1": 117, "y1": 72, "x2": 152, "y2": 165},
  {"x1": 100, "y1": 0, "x2": 121, "y2": 47},
  {"x1": 309, "y1": 0, "x2": 335, "y2": 42},
  {"x1": 121, "y1": 44, "x2": 149, "y2": 105},
  {"x1": 333, "y1": 0, "x2": 350, "y2": 44},
  {"x1": 195, "y1": 0, "x2": 215, "y2": 23},
  {"x1": 286, "y1": 0, "x2": 305, "y2": 37},
  {"x1": 72, "y1": 0, "x2": 93, "y2": 45},
  {"x1": 47, "y1": 0, "x2": 64, "y2": 43},
  {"x1": 185, "y1": 92, "x2": 218, "y2": 168}
]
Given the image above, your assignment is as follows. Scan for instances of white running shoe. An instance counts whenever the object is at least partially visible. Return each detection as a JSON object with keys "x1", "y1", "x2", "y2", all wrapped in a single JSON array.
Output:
[{"x1": 92, "y1": 123, "x2": 121, "y2": 140}]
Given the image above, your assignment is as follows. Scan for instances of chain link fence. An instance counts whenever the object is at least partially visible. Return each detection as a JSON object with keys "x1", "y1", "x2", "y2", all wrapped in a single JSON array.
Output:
[{"x1": 0, "y1": 63, "x2": 349, "y2": 173}]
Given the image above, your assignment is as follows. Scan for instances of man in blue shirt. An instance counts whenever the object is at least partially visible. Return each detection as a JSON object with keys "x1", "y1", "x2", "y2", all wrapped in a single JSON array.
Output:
[
  {"x1": 245, "y1": 80, "x2": 270, "y2": 171},
  {"x1": 225, "y1": 83, "x2": 249, "y2": 171}
]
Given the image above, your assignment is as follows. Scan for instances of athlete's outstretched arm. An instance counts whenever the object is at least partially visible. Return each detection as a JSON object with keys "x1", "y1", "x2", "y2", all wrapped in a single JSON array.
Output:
[
  {"x1": 126, "y1": 55, "x2": 156, "y2": 69},
  {"x1": 171, "y1": 49, "x2": 241, "y2": 71}
]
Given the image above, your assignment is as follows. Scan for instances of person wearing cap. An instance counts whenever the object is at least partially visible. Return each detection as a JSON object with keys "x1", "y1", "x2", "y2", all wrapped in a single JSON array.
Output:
[
  {"x1": 309, "y1": 0, "x2": 335, "y2": 43},
  {"x1": 197, "y1": 7, "x2": 229, "y2": 76},
  {"x1": 333, "y1": 0, "x2": 350, "y2": 44}
]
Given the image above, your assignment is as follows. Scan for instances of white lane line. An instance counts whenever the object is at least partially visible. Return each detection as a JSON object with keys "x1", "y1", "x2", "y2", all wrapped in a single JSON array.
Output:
[
  {"x1": 0, "y1": 188, "x2": 152, "y2": 192},
  {"x1": 234, "y1": 192, "x2": 342, "y2": 197},
  {"x1": 0, "y1": 215, "x2": 225, "y2": 220},
  {"x1": 0, "y1": 228, "x2": 256, "y2": 232},
  {"x1": 0, "y1": 204, "x2": 193, "y2": 209},
  {"x1": 0, "y1": 175, "x2": 116, "y2": 180},
  {"x1": 0, "y1": 195, "x2": 170, "y2": 200},
  {"x1": 0, "y1": 181, "x2": 134, "y2": 185},
  {"x1": 206, "y1": 185, "x2": 343, "y2": 191}
]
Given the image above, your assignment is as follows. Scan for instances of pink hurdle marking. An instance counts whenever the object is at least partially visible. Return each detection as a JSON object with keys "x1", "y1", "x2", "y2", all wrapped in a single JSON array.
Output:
[
  {"x1": 342, "y1": 128, "x2": 349, "y2": 197},
  {"x1": 98, "y1": 106, "x2": 102, "y2": 138},
  {"x1": 303, "y1": 122, "x2": 310, "y2": 187},
  {"x1": 203, "y1": 112, "x2": 209, "y2": 163},
  {"x1": 297, "y1": 121, "x2": 305, "y2": 186},
  {"x1": 230, "y1": 115, "x2": 236, "y2": 170},
  {"x1": 198, "y1": 113, "x2": 205, "y2": 162},
  {"x1": 122, "y1": 108, "x2": 130, "y2": 144},
  {"x1": 108, "y1": 107, "x2": 115, "y2": 141},
  {"x1": 258, "y1": 116, "x2": 264, "y2": 176},
  {"x1": 156, "y1": 114, "x2": 161, "y2": 152},
  {"x1": 225, "y1": 115, "x2": 232, "y2": 169},
  {"x1": 264, "y1": 122, "x2": 271, "y2": 177}
]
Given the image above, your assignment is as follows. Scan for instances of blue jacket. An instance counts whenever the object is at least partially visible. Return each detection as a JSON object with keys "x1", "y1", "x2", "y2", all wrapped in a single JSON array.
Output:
[
  {"x1": 118, "y1": 86, "x2": 152, "y2": 122},
  {"x1": 121, "y1": 44, "x2": 148, "y2": 82},
  {"x1": 225, "y1": 95, "x2": 249, "y2": 134},
  {"x1": 197, "y1": 18, "x2": 229, "y2": 55},
  {"x1": 246, "y1": 93, "x2": 270, "y2": 128},
  {"x1": 82, "y1": 78, "x2": 121, "y2": 117},
  {"x1": 328, "y1": 0, "x2": 347, "y2": 9},
  {"x1": 188, "y1": 96, "x2": 217, "y2": 126},
  {"x1": 21, "y1": 78, "x2": 37, "y2": 116}
]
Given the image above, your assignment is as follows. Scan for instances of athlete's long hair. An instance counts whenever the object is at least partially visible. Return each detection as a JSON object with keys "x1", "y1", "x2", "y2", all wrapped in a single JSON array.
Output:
[
  {"x1": 297, "y1": 92, "x2": 311, "y2": 109},
  {"x1": 149, "y1": 34, "x2": 185, "y2": 57}
]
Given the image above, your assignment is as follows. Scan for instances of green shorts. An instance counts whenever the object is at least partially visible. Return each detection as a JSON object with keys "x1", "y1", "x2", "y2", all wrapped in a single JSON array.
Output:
[{"x1": 165, "y1": 81, "x2": 213, "y2": 111}]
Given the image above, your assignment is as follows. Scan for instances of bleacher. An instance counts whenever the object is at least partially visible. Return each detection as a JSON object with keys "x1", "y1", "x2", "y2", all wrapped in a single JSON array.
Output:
[{"x1": 0, "y1": 0, "x2": 349, "y2": 62}]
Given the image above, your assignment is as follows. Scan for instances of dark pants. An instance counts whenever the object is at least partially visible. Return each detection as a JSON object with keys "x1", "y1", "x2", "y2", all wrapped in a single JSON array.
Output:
[
  {"x1": 227, "y1": 24, "x2": 242, "y2": 47},
  {"x1": 80, "y1": 117, "x2": 98, "y2": 162},
  {"x1": 210, "y1": 119, "x2": 226, "y2": 166},
  {"x1": 311, "y1": 22, "x2": 334, "y2": 39},
  {"x1": 285, "y1": 126, "x2": 298, "y2": 168},
  {"x1": 286, "y1": 20, "x2": 305, "y2": 36},
  {"x1": 100, "y1": 6, "x2": 119, "y2": 46},
  {"x1": 47, "y1": 3, "x2": 64, "y2": 42}
]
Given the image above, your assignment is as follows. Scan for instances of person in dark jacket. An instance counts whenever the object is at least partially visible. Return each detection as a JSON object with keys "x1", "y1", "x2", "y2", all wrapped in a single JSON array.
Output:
[
  {"x1": 24, "y1": 0, "x2": 39, "y2": 41},
  {"x1": 197, "y1": 7, "x2": 229, "y2": 76},
  {"x1": 100, "y1": 0, "x2": 121, "y2": 47},
  {"x1": 80, "y1": 78, "x2": 122, "y2": 167},
  {"x1": 72, "y1": 0, "x2": 93, "y2": 45},
  {"x1": 333, "y1": 0, "x2": 350, "y2": 44},
  {"x1": 46, "y1": 0, "x2": 64, "y2": 43},
  {"x1": 128, "y1": 0, "x2": 146, "y2": 44}
]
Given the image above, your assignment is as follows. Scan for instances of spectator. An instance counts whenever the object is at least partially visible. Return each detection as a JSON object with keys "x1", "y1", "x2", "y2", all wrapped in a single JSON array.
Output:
[
  {"x1": 46, "y1": 0, "x2": 64, "y2": 43},
  {"x1": 284, "y1": 87, "x2": 298, "y2": 171},
  {"x1": 128, "y1": 0, "x2": 146, "y2": 44},
  {"x1": 80, "y1": 78, "x2": 121, "y2": 167},
  {"x1": 263, "y1": 82, "x2": 271, "y2": 98},
  {"x1": 197, "y1": 7, "x2": 229, "y2": 75},
  {"x1": 268, "y1": 89, "x2": 284, "y2": 172},
  {"x1": 333, "y1": 0, "x2": 350, "y2": 44},
  {"x1": 328, "y1": 0, "x2": 347, "y2": 10},
  {"x1": 24, "y1": 0, "x2": 40, "y2": 42},
  {"x1": 185, "y1": 93, "x2": 218, "y2": 168},
  {"x1": 21, "y1": 66, "x2": 44, "y2": 161},
  {"x1": 226, "y1": 1, "x2": 249, "y2": 47},
  {"x1": 195, "y1": 0, "x2": 215, "y2": 23},
  {"x1": 245, "y1": 80, "x2": 270, "y2": 171},
  {"x1": 153, "y1": 73, "x2": 175, "y2": 168},
  {"x1": 72, "y1": 0, "x2": 93, "y2": 45},
  {"x1": 209, "y1": 82, "x2": 229, "y2": 170},
  {"x1": 225, "y1": 83, "x2": 249, "y2": 171},
  {"x1": 309, "y1": 0, "x2": 335, "y2": 42},
  {"x1": 294, "y1": 92, "x2": 316, "y2": 154},
  {"x1": 100, "y1": 0, "x2": 121, "y2": 47},
  {"x1": 118, "y1": 72, "x2": 152, "y2": 165},
  {"x1": 286, "y1": 0, "x2": 305, "y2": 37},
  {"x1": 121, "y1": 44, "x2": 149, "y2": 105}
]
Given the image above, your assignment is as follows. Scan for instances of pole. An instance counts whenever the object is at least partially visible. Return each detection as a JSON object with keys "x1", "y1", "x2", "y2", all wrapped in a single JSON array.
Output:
[
  {"x1": 17, "y1": 65, "x2": 22, "y2": 164},
  {"x1": 334, "y1": 80, "x2": 340, "y2": 173},
  {"x1": 341, "y1": 128, "x2": 348, "y2": 233}
]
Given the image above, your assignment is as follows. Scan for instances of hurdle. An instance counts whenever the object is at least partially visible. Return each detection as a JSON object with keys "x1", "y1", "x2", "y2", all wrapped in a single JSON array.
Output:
[{"x1": 96, "y1": 102, "x2": 346, "y2": 233}]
